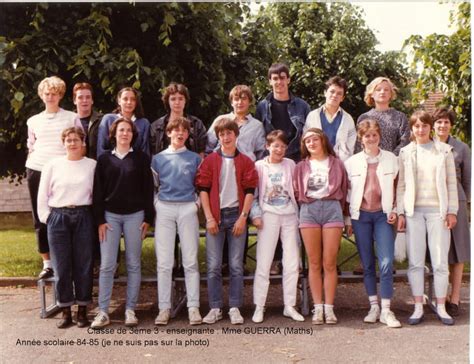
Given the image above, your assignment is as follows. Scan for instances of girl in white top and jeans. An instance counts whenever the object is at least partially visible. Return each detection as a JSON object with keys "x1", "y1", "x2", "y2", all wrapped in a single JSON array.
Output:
[
  {"x1": 344, "y1": 120, "x2": 400, "y2": 328},
  {"x1": 37, "y1": 127, "x2": 96, "y2": 329}
]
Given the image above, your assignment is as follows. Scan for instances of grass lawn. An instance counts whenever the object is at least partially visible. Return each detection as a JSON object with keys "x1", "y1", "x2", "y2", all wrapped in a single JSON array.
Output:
[{"x1": 0, "y1": 225, "x2": 418, "y2": 277}]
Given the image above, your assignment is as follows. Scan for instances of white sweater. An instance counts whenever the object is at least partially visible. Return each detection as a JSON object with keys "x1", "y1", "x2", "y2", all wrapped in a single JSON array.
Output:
[
  {"x1": 37, "y1": 156, "x2": 96, "y2": 223},
  {"x1": 25, "y1": 108, "x2": 80, "y2": 171},
  {"x1": 396, "y1": 141, "x2": 458, "y2": 218}
]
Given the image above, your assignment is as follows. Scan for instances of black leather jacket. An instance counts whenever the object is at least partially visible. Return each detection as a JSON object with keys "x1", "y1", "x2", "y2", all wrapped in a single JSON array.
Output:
[{"x1": 149, "y1": 114, "x2": 207, "y2": 155}]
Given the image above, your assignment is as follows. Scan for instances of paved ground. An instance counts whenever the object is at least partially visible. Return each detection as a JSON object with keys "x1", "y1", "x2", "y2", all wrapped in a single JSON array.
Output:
[{"x1": 0, "y1": 281, "x2": 470, "y2": 363}]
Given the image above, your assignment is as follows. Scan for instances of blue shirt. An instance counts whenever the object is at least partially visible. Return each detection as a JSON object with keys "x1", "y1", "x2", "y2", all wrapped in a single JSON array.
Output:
[
  {"x1": 151, "y1": 147, "x2": 201, "y2": 202},
  {"x1": 97, "y1": 113, "x2": 150, "y2": 158},
  {"x1": 320, "y1": 109, "x2": 343, "y2": 147}
]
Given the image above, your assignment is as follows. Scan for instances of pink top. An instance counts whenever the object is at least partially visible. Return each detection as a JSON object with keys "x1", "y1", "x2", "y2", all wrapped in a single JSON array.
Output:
[
  {"x1": 293, "y1": 155, "x2": 349, "y2": 214},
  {"x1": 360, "y1": 163, "x2": 382, "y2": 212}
]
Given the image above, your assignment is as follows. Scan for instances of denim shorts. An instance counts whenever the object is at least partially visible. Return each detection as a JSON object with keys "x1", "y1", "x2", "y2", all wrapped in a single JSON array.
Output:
[{"x1": 299, "y1": 200, "x2": 344, "y2": 228}]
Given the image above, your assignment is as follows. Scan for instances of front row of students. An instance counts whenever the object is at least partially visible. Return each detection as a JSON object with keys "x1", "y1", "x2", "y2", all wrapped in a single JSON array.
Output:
[{"x1": 38, "y1": 110, "x2": 462, "y2": 329}]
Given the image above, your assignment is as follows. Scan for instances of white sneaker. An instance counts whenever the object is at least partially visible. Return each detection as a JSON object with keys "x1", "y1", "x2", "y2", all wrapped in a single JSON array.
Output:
[
  {"x1": 125, "y1": 309, "x2": 138, "y2": 327},
  {"x1": 228, "y1": 307, "x2": 244, "y2": 325},
  {"x1": 203, "y1": 308, "x2": 223, "y2": 324},
  {"x1": 380, "y1": 310, "x2": 402, "y2": 328},
  {"x1": 283, "y1": 306, "x2": 304, "y2": 322},
  {"x1": 311, "y1": 306, "x2": 324, "y2": 325},
  {"x1": 364, "y1": 305, "x2": 381, "y2": 323},
  {"x1": 188, "y1": 307, "x2": 202, "y2": 325},
  {"x1": 155, "y1": 309, "x2": 171, "y2": 325},
  {"x1": 91, "y1": 311, "x2": 110, "y2": 329},
  {"x1": 324, "y1": 307, "x2": 337, "y2": 324},
  {"x1": 252, "y1": 306, "x2": 265, "y2": 323}
]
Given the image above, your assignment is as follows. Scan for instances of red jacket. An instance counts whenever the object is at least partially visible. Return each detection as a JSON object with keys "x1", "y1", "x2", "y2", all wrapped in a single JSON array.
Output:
[{"x1": 195, "y1": 149, "x2": 258, "y2": 223}]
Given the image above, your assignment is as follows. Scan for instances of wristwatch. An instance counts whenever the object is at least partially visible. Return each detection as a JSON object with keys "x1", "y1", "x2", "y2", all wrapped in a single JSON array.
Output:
[{"x1": 240, "y1": 211, "x2": 248, "y2": 218}]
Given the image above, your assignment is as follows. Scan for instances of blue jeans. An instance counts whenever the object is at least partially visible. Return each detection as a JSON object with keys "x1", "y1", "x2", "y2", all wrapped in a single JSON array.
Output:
[
  {"x1": 206, "y1": 207, "x2": 246, "y2": 308},
  {"x1": 47, "y1": 206, "x2": 94, "y2": 307},
  {"x1": 352, "y1": 210, "x2": 395, "y2": 299},
  {"x1": 98, "y1": 210, "x2": 144, "y2": 312}
]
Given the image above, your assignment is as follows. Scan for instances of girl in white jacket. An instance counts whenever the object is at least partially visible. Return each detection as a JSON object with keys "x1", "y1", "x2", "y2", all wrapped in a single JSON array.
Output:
[
  {"x1": 397, "y1": 110, "x2": 458, "y2": 326},
  {"x1": 345, "y1": 120, "x2": 400, "y2": 328}
]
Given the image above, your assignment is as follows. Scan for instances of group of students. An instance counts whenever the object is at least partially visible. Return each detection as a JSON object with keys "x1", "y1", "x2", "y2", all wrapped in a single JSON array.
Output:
[{"x1": 26, "y1": 62, "x2": 470, "y2": 331}]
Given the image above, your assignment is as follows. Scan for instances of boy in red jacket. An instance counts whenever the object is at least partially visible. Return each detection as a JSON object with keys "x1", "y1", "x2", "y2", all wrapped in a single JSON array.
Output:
[{"x1": 196, "y1": 117, "x2": 258, "y2": 325}]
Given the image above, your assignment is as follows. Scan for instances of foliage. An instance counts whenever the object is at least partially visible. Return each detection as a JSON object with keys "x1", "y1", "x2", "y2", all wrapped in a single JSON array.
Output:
[
  {"x1": 0, "y1": 3, "x2": 256, "y2": 180},
  {"x1": 404, "y1": 2, "x2": 471, "y2": 143},
  {"x1": 1, "y1": 2, "x2": 412, "y2": 181},
  {"x1": 248, "y1": 3, "x2": 413, "y2": 118}
]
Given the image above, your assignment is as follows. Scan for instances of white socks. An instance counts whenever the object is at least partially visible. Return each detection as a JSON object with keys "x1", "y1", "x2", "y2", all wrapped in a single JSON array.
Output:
[
  {"x1": 410, "y1": 302, "x2": 424, "y2": 319},
  {"x1": 437, "y1": 304, "x2": 452, "y2": 319},
  {"x1": 43, "y1": 260, "x2": 52, "y2": 269},
  {"x1": 381, "y1": 298, "x2": 391, "y2": 313},
  {"x1": 324, "y1": 304, "x2": 334, "y2": 312}
]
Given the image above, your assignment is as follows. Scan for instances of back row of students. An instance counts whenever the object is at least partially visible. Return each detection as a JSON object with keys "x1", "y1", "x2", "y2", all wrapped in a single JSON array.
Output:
[{"x1": 27, "y1": 63, "x2": 470, "y2": 329}]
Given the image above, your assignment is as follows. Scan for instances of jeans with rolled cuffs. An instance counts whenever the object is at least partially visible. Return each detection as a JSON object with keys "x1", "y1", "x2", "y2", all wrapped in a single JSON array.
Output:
[
  {"x1": 206, "y1": 207, "x2": 246, "y2": 309},
  {"x1": 98, "y1": 210, "x2": 144, "y2": 313},
  {"x1": 351, "y1": 210, "x2": 395, "y2": 299},
  {"x1": 47, "y1": 206, "x2": 94, "y2": 307}
]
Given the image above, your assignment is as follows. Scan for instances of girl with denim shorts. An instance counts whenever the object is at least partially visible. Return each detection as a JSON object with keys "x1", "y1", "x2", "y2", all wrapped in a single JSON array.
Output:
[
  {"x1": 91, "y1": 118, "x2": 154, "y2": 329},
  {"x1": 250, "y1": 130, "x2": 304, "y2": 323},
  {"x1": 344, "y1": 120, "x2": 401, "y2": 328},
  {"x1": 294, "y1": 128, "x2": 348, "y2": 325}
]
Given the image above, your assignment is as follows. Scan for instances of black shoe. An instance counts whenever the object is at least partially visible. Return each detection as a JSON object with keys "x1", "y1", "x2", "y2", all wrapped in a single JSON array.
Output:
[
  {"x1": 77, "y1": 306, "x2": 90, "y2": 328},
  {"x1": 446, "y1": 302, "x2": 460, "y2": 317},
  {"x1": 38, "y1": 267, "x2": 54, "y2": 280},
  {"x1": 57, "y1": 307, "x2": 73, "y2": 329}
]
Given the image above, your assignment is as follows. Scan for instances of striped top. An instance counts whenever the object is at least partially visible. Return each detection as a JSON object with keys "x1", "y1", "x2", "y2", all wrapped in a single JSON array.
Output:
[{"x1": 26, "y1": 108, "x2": 80, "y2": 171}]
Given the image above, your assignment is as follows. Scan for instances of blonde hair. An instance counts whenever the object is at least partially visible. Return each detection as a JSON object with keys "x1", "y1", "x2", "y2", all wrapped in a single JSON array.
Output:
[
  {"x1": 37, "y1": 76, "x2": 66, "y2": 99},
  {"x1": 357, "y1": 119, "x2": 381, "y2": 141},
  {"x1": 364, "y1": 77, "x2": 398, "y2": 107}
]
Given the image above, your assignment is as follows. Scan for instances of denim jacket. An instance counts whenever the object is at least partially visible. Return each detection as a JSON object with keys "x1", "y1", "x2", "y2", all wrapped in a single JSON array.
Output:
[{"x1": 256, "y1": 92, "x2": 310, "y2": 162}]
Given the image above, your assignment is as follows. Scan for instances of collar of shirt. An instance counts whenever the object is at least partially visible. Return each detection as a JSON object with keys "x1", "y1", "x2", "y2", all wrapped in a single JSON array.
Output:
[
  {"x1": 118, "y1": 113, "x2": 137, "y2": 122},
  {"x1": 322, "y1": 106, "x2": 342, "y2": 122},
  {"x1": 229, "y1": 112, "x2": 251, "y2": 127},
  {"x1": 363, "y1": 149, "x2": 381, "y2": 164},
  {"x1": 166, "y1": 145, "x2": 187, "y2": 153},
  {"x1": 112, "y1": 147, "x2": 134, "y2": 159}
]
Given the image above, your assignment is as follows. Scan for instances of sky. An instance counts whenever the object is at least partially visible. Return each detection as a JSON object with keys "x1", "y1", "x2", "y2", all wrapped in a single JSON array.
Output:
[{"x1": 356, "y1": 2, "x2": 456, "y2": 52}]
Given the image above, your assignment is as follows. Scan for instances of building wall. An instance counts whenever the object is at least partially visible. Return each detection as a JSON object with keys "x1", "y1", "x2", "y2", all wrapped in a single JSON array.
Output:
[{"x1": 0, "y1": 179, "x2": 31, "y2": 212}]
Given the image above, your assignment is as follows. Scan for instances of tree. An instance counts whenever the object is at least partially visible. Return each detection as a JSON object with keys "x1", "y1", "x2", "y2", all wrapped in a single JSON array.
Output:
[
  {"x1": 246, "y1": 3, "x2": 413, "y2": 117},
  {"x1": 0, "y1": 3, "x2": 252, "y2": 180},
  {"x1": 0, "y1": 2, "x2": 412, "y2": 181},
  {"x1": 404, "y1": 2, "x2": 471, "y2": 143}
]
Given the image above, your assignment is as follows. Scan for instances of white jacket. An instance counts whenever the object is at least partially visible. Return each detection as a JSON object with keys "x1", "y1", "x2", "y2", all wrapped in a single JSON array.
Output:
[
  {"x1": 304, "y1": 106, "x2": 356, "y2": 161},
  {"x1": 396, "y1": 141, "x2": 458, "y2": 218},
  {"x1": 345, "y1": 150, "x2": 399, "y2": 220}
]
